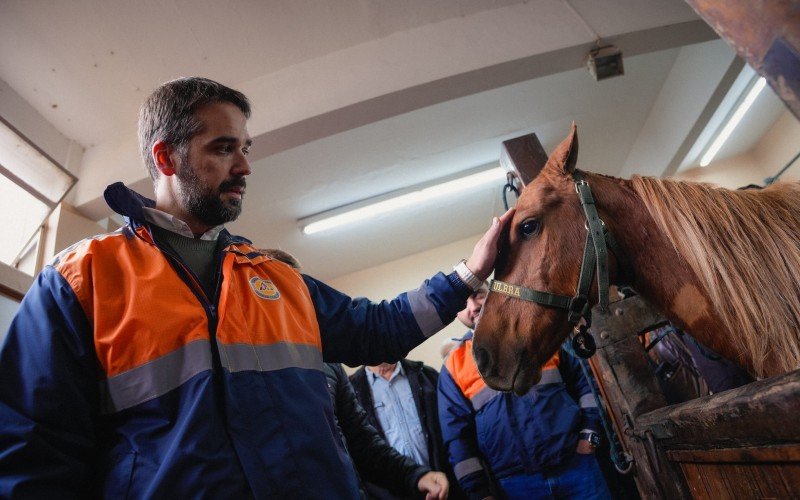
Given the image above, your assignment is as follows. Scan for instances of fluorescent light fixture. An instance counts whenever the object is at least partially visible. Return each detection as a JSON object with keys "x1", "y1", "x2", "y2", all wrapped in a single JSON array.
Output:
[
  {"x1": 300, "y1": 165, "x2": 506, "y2": 235},
  {"x1": 700, "y1": 76, "x2": 767, "y2": 167}
]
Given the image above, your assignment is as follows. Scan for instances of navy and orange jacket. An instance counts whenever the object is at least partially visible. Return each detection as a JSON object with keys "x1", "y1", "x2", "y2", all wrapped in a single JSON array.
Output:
[
  {"x1": 0, "y1": 183, "x2": 472, "y2": 498},
  {"x1": 437, "y1": 332, "x2": 600, "y2": 499}
]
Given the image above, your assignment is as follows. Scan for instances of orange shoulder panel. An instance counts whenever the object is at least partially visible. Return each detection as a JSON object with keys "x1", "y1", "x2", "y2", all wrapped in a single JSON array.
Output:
[
  {"x1": 54, "y1": 230, "x2": 209, "y2": 378},
  {"x1": 543, "y1": 351, "x2": 560, "y2": 370},
  {"x1": 445, "y1": 340, "x2": 486, "y2": 400}
]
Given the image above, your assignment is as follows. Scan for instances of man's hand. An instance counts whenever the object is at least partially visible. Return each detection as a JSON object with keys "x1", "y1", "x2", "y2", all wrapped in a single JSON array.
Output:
[
  {"x1": 417, "y1": 471, "x2": 449, "y2": 500},
  {"x1": 576, "y1": 439, "x2": 596, "y2": 455},
  {"x1": 465, "y1": 208, "x2": 515, "y2": 281}
]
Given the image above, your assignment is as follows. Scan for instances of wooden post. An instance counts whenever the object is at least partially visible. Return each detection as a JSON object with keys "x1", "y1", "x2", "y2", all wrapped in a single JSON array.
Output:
[
  {"x1": 684, "y1": 0, "x2": 800, "y2": 119},
  {"x1": 499, "y1": 133, "x2": 548, "y2": 187},
  {"x1": 589, "y1": 296, "x2": 690, "y2": 499}
]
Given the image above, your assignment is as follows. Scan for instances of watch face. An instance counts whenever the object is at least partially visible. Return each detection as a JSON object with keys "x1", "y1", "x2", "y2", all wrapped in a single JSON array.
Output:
[{"x1": 581, "y1": 432, "x2": 600, "y2": 446}]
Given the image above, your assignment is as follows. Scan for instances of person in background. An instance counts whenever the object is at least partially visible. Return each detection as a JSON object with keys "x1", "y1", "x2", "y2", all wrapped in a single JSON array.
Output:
[
  {"x1": 438, "y1": 286, "x2": 611, "y2": 500},
  {"x1": 326, "y1": 363, "x2": 449, "y2": 500},
  {"x1": 351, "y1": 358, "x2": 464, "y2": 500},
  {"x1": 0, "y1": 76, "x2": 513, "y2": 498},
  {"x1": 645, "y1": 324, "x2": 754, "y2": 404},
  {"x1": 262, "y1": 248, "x2": 449, "y2": 500}
]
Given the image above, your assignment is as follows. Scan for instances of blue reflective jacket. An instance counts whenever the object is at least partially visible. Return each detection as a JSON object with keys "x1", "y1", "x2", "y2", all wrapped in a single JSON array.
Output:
[
  {"x1": 438, "y1": 332, "x2": 600, "y2": 498},
  {"x1": 0, "y1": 183, "x2": 471, "y2": 498}
]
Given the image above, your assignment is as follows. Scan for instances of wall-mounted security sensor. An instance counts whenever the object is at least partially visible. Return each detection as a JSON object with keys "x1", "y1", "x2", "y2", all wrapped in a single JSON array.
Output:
[{"x1": 587, "y1": 45, "x2": 624, "y2": 81}]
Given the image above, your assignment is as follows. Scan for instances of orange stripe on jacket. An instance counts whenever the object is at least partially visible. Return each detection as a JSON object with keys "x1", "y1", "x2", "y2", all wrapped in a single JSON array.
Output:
[
  {"x1": 445, "y1": 339, "x2": 560, "y2": 400},
  {"x1": 54, "y1": 229, "x2": 321, "y2": 378}
]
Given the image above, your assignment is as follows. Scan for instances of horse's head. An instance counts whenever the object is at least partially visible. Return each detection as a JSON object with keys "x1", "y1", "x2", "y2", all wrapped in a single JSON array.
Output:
[{"x1": 473, "y1": 123, "x2": 591, "y2": 395}]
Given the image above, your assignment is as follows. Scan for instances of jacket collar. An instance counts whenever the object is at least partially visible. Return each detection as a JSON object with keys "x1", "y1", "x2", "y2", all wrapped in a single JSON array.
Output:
[
  {"x1": 456, "y1": 331, "x2": 474, "y2": 342},
  {"x1": 104, "y1": 181, "x2": 155, "y2": 223},
  {"x1": 103, "y1": 182, "x2": 252, "y2": 246}
]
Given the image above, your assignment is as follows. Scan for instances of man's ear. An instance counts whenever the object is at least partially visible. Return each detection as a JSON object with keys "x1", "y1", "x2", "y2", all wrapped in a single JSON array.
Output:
[{"x1": 152, "y1": 140, "x2": 177, "y2": 177}]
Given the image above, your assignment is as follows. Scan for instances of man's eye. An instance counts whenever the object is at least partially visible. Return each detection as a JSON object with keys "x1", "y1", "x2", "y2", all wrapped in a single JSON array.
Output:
[
  {"x1": 520, "y1": 219, "x2": 540, "y2": 237},
  {"x1": 218, "y1": 145, "x2": 233, "y2": 154},
  {"x1": 242, "y1": 147, "x2": 251, "y2": 156}
]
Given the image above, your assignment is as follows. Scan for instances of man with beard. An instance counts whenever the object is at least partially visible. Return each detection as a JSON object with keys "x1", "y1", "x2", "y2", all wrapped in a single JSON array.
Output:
[{"x1": 0, "y1": 77, "x2": 511, "y2": 498}]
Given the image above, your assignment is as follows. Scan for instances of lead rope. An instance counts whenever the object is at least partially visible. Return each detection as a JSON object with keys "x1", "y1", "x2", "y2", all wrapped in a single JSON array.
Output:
[
  {"x1": 574, "y1": 352, "x2": 635, "y2": 474},
  {"x1": 502, "y1": 172, "x2": 520, "y2": 210}
]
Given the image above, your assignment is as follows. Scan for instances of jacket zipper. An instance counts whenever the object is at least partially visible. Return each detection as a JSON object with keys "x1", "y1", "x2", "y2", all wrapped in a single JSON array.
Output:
[{"x1": 141, "y1": 225, "x2": 228, "y2": 373}]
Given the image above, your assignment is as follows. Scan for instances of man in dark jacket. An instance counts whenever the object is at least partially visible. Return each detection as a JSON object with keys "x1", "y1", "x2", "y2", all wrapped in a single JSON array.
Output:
[
  {"x1": 351, "y1": 359, "x2": 463, "y2": 500},
  {"x1": 325, "y1": 363, "x2": 448, "y2": 500}
]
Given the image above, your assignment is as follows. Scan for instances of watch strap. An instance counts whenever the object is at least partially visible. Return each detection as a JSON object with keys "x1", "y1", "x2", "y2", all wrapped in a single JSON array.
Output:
[
  {"x1": 579, "y1": 431, "x2": 600, "y2": 446},
  {"x1": 453, "y1": 259, "x2": 484, "y2": 291}
]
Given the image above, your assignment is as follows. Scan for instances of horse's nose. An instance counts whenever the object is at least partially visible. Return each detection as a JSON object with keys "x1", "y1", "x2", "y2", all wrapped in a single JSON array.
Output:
[{"x1": 472, "y1": 344, "x2": 494, "y2": 378}]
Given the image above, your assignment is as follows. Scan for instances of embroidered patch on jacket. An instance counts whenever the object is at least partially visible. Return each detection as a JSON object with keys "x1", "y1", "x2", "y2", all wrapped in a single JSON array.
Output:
[{"x1": 249, "y1": 276, "x2": 281, "y2": 300}]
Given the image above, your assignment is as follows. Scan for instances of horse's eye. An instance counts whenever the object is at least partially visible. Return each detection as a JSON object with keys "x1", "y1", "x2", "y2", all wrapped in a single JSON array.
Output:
[{"x1": 520, "y1": 219, "x2": 540, "y2": 237}]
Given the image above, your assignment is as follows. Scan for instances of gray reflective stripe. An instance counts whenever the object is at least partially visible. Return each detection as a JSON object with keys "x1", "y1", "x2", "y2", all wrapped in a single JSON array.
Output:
[
  {"x1": 538, "y1": 368, "x2": 563, "y2": 385},
  {"x1": 454, "y1": 457, "x2": 484, "y2": 480},
  {"x1": 470, "y1": 386, "x2": 499, "y2": 411},
  {"x1": 406, "y1": 285, "x2": 444, "y2": 337},
  {"x1": 469, "y1": 369, "x2": 562, "y2": 410},
  {"x1": 100, "y1": 339, "x2": 213, "y2": 414},
  {"x1": 218, "y1": 341, "x2": 323, "y2": 373},
  {"x1": 100, "y1": 340, "x2": 324, "y2": 415},
  {"x1": 579, "y1": 393, "x2": 598, "y2": 408}
]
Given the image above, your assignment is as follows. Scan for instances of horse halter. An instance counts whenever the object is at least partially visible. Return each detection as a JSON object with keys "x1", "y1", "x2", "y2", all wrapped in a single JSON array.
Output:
[{"x1": 488, "y1": 171, "x2": 630, "y2": 359}]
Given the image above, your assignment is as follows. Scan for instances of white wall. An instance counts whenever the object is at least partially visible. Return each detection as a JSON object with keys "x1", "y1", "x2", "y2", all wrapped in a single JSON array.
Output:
[
  {"x1": 676, "y1": 110, "x2": 800, "y2": 186},
  {"x1": 328, "y1": 233, "x2": 482, "y2": 373},
  {"x1": 0, "y1": 261, "x2": 33, "y2": 346},
  {"x1": 0, "y1": 78, "x2": 79, "y2": 173},
  {"x1": 49, "y1": 203, "x2": 108, "y2": 258}
]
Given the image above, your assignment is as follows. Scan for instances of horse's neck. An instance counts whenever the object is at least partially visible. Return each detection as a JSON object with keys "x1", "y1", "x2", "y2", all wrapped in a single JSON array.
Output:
[{"x1": 586, "y1": 173, "x2": 737, "y2": 363}]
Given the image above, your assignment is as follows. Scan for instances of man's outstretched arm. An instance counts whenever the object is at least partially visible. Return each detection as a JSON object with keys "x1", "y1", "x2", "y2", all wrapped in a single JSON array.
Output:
[{"x1": 310, "y1": 210, "x2": 514, "y2": 366}]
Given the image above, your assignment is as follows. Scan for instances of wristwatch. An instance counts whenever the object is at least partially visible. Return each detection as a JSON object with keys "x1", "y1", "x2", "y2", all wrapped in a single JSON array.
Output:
[
  {"x1": 453, "y1": 259, "x2": 484, "y2": 291},
  {"x1": 579, "y1": 430, "x2": 601, "y2": 447}
]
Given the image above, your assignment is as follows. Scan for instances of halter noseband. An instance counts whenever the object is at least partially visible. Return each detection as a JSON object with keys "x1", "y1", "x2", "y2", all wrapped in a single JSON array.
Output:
[{"x1": 488, "y1": 171, "x2": 631, "y2": 357}]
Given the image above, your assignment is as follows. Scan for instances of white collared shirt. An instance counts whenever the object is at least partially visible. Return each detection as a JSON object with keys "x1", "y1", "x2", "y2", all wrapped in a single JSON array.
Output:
[
  {"x1": 142, "y1": 207, "x2": 225, "y2": 240},
  {"x1": 368, "y1": 364, "x2": 430, "y2": 466}
]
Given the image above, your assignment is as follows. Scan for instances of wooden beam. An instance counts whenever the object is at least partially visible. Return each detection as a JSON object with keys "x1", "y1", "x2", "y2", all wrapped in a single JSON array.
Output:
[
  {"x1": 684, "y1": 0, "x2": 800, "y2": 119},
  {"x1": 667, "y1": 444, "x2": 800, "y2": 463},
  {"x1": 638, "y1": 368, "x2": 800, "y2": 447}
]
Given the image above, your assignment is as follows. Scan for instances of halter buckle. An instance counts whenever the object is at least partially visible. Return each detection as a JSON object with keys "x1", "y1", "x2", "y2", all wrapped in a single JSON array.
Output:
[
  {"x1": 567, "y1": 296, "x2": 591, "y2": 323},
  {"x1": 584, "y1": 218, "x2": 605, "y2": 231}
]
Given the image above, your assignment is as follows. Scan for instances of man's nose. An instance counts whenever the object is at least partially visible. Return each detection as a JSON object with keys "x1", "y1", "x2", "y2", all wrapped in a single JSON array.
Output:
[{"x1": 234, "y1": 153, "x2": 252, "y2": 176}]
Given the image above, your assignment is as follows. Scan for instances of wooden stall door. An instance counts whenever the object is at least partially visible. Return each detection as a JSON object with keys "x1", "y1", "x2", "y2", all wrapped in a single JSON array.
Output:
[
  {"x1": 668, "y1": 445, "x2": 800, "y2": 499},
  {"x1": 589, "y1": 296, "x2": 800, "y2": 500}
]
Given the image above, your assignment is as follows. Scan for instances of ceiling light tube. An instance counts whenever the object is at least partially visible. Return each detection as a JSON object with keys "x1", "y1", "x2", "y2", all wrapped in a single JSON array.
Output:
[
  {"x1": 300, "y1": 165, "x2": 506, "y2": 235},
  {"x1": 700, "y1": 76, "x2": 767, "y2": 167}
]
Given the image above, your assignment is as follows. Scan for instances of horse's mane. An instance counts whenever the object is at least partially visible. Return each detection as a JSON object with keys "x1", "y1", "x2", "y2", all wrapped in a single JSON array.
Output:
[{"x1": 630, "y1": 177, "x2": 800, "y2": 377}]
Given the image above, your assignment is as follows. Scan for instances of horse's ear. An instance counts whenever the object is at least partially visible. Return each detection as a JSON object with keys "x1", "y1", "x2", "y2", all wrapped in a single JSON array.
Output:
[{"x1": 545, "y1": 122, "x2": 579, "y2": 174}]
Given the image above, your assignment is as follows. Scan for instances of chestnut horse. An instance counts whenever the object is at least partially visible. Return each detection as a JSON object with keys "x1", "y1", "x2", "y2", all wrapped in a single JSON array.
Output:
[{"x1": 473, "y1": 124, "x2": 800, "y2": 395}]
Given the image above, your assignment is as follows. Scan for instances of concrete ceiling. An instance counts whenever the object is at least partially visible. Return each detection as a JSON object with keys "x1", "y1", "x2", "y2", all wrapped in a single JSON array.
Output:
[{"x1": 0, "y1": 0, "x2": 789, "y2": 280}]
